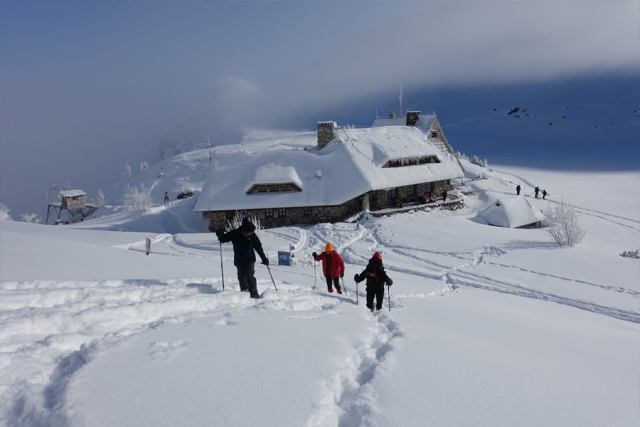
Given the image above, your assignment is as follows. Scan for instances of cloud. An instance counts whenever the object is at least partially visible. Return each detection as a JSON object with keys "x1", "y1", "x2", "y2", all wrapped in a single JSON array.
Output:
[{"x1": 262, "y1": 1, "x2": 639, "y2": 115}]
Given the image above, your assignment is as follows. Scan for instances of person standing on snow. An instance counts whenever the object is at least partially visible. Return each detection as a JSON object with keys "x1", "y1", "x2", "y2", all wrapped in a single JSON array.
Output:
[
  {"x1": 534, "y1": 186, "x2": 540, "y2": 198},
  {"x1": 164, "y1": 192, "x2": 169, "y2": 203},
  {"x1": 313, "y1": 243, "x2": 345, "y2": 294},
  {"x1": 354, "y1": 252, "x2": 393, "y2": 312},
  {"x1": 216, "y1": 218, "x2": 269, "y2": 299},
  {"x1": 542, "y1": 189, "x2": 547, "y2": 200},
  {"x1": 516, "y1": 184, "x2": 521, "y2": 195}
]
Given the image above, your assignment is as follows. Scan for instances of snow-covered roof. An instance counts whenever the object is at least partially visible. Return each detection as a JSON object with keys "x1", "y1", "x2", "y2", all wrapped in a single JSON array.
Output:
[
  {"x1": 477, "y1": 196, "x2": 546, "y2": 228},
  {"x1": 253, "y1": 165, "x2": 302, "y2": 188},
  {"x1": 194, "y1": 126, "x2": 463, "y2": 212},
  {"x1": 59, "y1": 190, "x2": 86, "y2": 198}
]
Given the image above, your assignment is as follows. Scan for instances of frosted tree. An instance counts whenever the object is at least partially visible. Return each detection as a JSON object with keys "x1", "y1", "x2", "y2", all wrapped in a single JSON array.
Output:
[
  {"x1": 124, "y1": 184, "x2": 153, "y2": 213},
  {"x1": 21, "y1": 213, "x2": 41, "y2": 223},
  {"x1": 0, "y1": 203, "x2": 13, "y2": 221},
  {"x1": 140, "y1": 161, "x2": 149, "y2": 171},
  {"x1": 95, "y1": 188, "x2": 106, "y2": 207},
  {"x1": 226, "y1": 210, "x2": 265, "y2": 241},
  {"x1": 543, "y1": 198, "x2": 586, "y2": 247},
  {"x1": 123, "y1": 163, "x2": 132, "y2": 182}
]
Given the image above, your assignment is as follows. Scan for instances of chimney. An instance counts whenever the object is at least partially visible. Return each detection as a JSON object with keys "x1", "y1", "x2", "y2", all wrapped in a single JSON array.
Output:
[
  {"x1": 406, "y1": 111, "x2": 420, "y2": 126},
  {"x1": 317, "y1": 121, "x2": 334, "y2": 150}
]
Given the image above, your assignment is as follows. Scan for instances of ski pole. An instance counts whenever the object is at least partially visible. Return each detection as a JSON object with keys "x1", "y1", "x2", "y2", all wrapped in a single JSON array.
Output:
[
  {"x1": 341, "y1": 276, "x2": 347, "y2": 296},
  {"x1": 219, "y1": 242, "x2": 225, "y2": 290},
  {"x1": 356, "y1": 280, "x2": 358, "y2": 305},
  {"x1": 266, "y1": 264, "x2": 278, "y2": 291},
  {"x1": 387, "y1": 285, "x2": 391, "y2": 311},
  {"x1": 313, "y1": 259, "x2": 317, "y2": 289}
]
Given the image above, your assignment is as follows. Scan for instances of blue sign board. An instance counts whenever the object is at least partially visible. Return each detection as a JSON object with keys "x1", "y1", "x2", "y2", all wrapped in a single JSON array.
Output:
[{"x1": 278, "y1": 251, "x2": 291, "y2": 266}]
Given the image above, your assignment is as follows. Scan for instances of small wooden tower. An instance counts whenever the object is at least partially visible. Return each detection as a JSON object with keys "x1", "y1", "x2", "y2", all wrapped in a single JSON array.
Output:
[{"x1": 46, "y1": 186, "x2": 96, "y2": 224}]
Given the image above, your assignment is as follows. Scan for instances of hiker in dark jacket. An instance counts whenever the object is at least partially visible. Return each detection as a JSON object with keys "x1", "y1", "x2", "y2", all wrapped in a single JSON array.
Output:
[
  {"x1": 354, "y1": 252, "x2": 393, "y2": 311},
  {"x1": 216, "y1": 218, "x2": 268, "y2": 299},
  {"x1": 516, "y1": 184, "x2": 521, "y2": 195}
]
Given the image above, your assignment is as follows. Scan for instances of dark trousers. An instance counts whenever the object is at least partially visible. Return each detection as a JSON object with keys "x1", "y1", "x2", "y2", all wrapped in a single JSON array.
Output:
[
  {"x1": 366, "y1": 287, "x2": 385, "y2": 311},
  {"x1": 237, "y1": 263, "x2": 258, "y2": 298},
  {"x1": 325, "y1": 276, "x2": 341, "y2": 291}
]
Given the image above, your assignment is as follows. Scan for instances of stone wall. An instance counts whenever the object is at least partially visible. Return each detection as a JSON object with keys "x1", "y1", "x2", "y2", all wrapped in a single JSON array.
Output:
[{"x1": 207, "y1": 180, "x2": 457, "y2": 231}]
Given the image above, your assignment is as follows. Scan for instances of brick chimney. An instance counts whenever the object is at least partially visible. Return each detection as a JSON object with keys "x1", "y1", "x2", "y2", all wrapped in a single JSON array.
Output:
[
  {"x1": 406, "y1": 111, "x2": 421, "y2": 126},
  {"x1": 317, "y1": 121, "x2": 334, "y2": 150}
]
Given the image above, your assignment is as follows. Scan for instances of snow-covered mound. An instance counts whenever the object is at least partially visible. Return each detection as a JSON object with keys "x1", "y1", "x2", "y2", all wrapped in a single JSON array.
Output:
[{"x1": 477, "y1": 196, "x2": 546, "y2": 228}]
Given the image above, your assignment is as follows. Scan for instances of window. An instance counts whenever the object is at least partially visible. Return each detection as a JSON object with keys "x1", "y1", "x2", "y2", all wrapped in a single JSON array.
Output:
[
  {"x1": 304, "y1": 207, "x2": 312, "y2": 216},
  {"x1": 257, "y1": 186, "x2": 267, "y2": 193},
  {"x1": 278, "y1": 208, "x2": 286, "y2": 217},
  {"x1": 265, "y1": 209, "x2": 273, "y2": 218},
  {"x1": 387, "y1": 188, "x2": 397, "y2": 200},
  {"x1": 269, "y1": 185, "x2": 279, "y2": 192},
  {"x1": 431, "y1": 131, "x2": 438, "y2": 138},
  {"x1": 239, "y1": 210, "x2": 247, "y2": 218},
  {"x1": 425, "y1": 182, "x2": 433, "y2": 193},
  {"x1": 282, "y1": 185, "x2": 291, "y2": 192},
  {"x1": 226, "y1": 211, "x2": 235, "y2": 220},
  {"x1": 406, "y1": 185, "x2": 415, "y2": 197}
]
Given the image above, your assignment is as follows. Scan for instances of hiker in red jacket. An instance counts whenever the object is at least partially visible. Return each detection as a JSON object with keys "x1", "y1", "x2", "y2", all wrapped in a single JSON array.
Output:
[{"x1": 313, "y1": 243, "x2": 345, "y2": 294}]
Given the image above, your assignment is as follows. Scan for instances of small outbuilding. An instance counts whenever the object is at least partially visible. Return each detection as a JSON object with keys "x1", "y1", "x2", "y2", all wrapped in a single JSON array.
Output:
[
  {"x1": 477, "y1": 196, "x2": 545, "y2": 229},
  {"x1": 59, "y1": 190, "x2": 87, "y2": 210}
]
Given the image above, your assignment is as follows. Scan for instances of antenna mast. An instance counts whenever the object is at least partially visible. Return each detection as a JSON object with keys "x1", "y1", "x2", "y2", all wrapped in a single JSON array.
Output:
[{"x1": 399, "y1": 84, "x2": 403, "y2": 117}]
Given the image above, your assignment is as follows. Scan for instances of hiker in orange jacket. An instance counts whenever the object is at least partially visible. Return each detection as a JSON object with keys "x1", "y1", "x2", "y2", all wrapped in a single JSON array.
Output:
[{"x1": 312, "y1": 243, "x2": 345, "y2": 294}]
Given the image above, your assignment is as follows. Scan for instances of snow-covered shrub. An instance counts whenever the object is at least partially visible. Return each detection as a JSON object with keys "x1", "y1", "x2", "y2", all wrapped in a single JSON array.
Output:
[
  {"x1": 226, "y1": 211, "x2": 265, "y2": 240},
  {"x1": 140, "y1": 161, "x2": 149, "y2": 171},
  {"x1": 21, "y1": 213, "x2": 41, "y2": 223},
  {"x1": 474, "y1": 172, "x2": 488, "y2": 180},
  {"x1": 543, "y1": 199, "x2": 586, "y2": 247},
  {"x1": 124, "y1": 184, "x2": 153, "y2": 213},
  {"x1": 0, "y1": 203, "x2": 13, "y2": 221},
  {"x1": 123, "y1": 163, "x2": 132, "y2": 182},
  {"x1": 621, "y1": 250, "x2": 639, "y2": 259}
]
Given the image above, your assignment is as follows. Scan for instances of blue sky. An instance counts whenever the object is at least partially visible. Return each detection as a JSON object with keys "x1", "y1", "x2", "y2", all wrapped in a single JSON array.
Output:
[{"x1": 1, "y1": 0, "x2": 638, "y2": 217}]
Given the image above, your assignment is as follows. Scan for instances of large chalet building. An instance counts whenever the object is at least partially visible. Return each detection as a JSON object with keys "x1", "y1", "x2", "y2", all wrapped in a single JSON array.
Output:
[{"x1": 194, "y1": 111, "x2": 465, "y2": 231}]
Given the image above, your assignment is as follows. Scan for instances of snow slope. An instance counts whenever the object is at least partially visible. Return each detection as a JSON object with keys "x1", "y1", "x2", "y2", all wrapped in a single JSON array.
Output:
[{"x1": 0, "y1": 158, "x2": 638, "y2": 427}]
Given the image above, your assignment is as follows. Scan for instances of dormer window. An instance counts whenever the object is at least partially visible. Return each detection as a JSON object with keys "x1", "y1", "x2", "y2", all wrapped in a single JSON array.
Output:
[
  {"x1": 382, "y1": 156, "x2": 440, "y2": 168},
  {"x1": 431, "y1": 131, "x2": 438, "y2": 138},
  {"x1": 247, "y1": 182, "x2": 302, "y2": 194}
]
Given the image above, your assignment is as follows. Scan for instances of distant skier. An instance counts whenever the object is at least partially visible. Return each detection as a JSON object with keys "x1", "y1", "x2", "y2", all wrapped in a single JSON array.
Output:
[
  {"x1": 542, "y1": 189, "x2": 547, "y2": 200},
  {"x1": 313, "y1": 243, "x2": 345, "y2": 294},
  {"x1": 354, "y1": 252, "x2": 393, "y2": 312},
  {"x1": 164, "y1": 192, "x2": 169, "y2": 203},
  {"x1": 516, "y1": 184, "x2": 521, "y2": 195},
  {"x1": 442, "y1": 190, "x2": 448, "y2": 202},
  {"x1": 216, "y1": 218, "x2": 269, "y2": 299},
  {"x1": 534, "y1": 186, "x2": 540, "y2": 198}
]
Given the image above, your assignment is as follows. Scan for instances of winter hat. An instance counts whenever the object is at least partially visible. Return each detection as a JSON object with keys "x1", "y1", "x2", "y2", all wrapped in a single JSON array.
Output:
[
  {"x1": 241, "y1": 217, "x2": 256, "y2": 233},
  {"x1": 373, "y1": 252, "x2": 382, "y2": 260},
  {"x1": 325, "y1": 243, "x2": 334, "y2": 252}
]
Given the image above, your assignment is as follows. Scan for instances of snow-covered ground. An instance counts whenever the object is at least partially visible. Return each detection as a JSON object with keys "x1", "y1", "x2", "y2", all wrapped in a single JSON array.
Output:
[{"x1": 1, "y1": 158, "x2": 638, "y2": 427}]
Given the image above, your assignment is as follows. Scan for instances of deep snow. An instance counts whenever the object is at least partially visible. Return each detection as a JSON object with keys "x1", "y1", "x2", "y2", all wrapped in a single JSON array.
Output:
[{"x1": 0, "y1": 156, "x2": 638, "y2": 427}]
